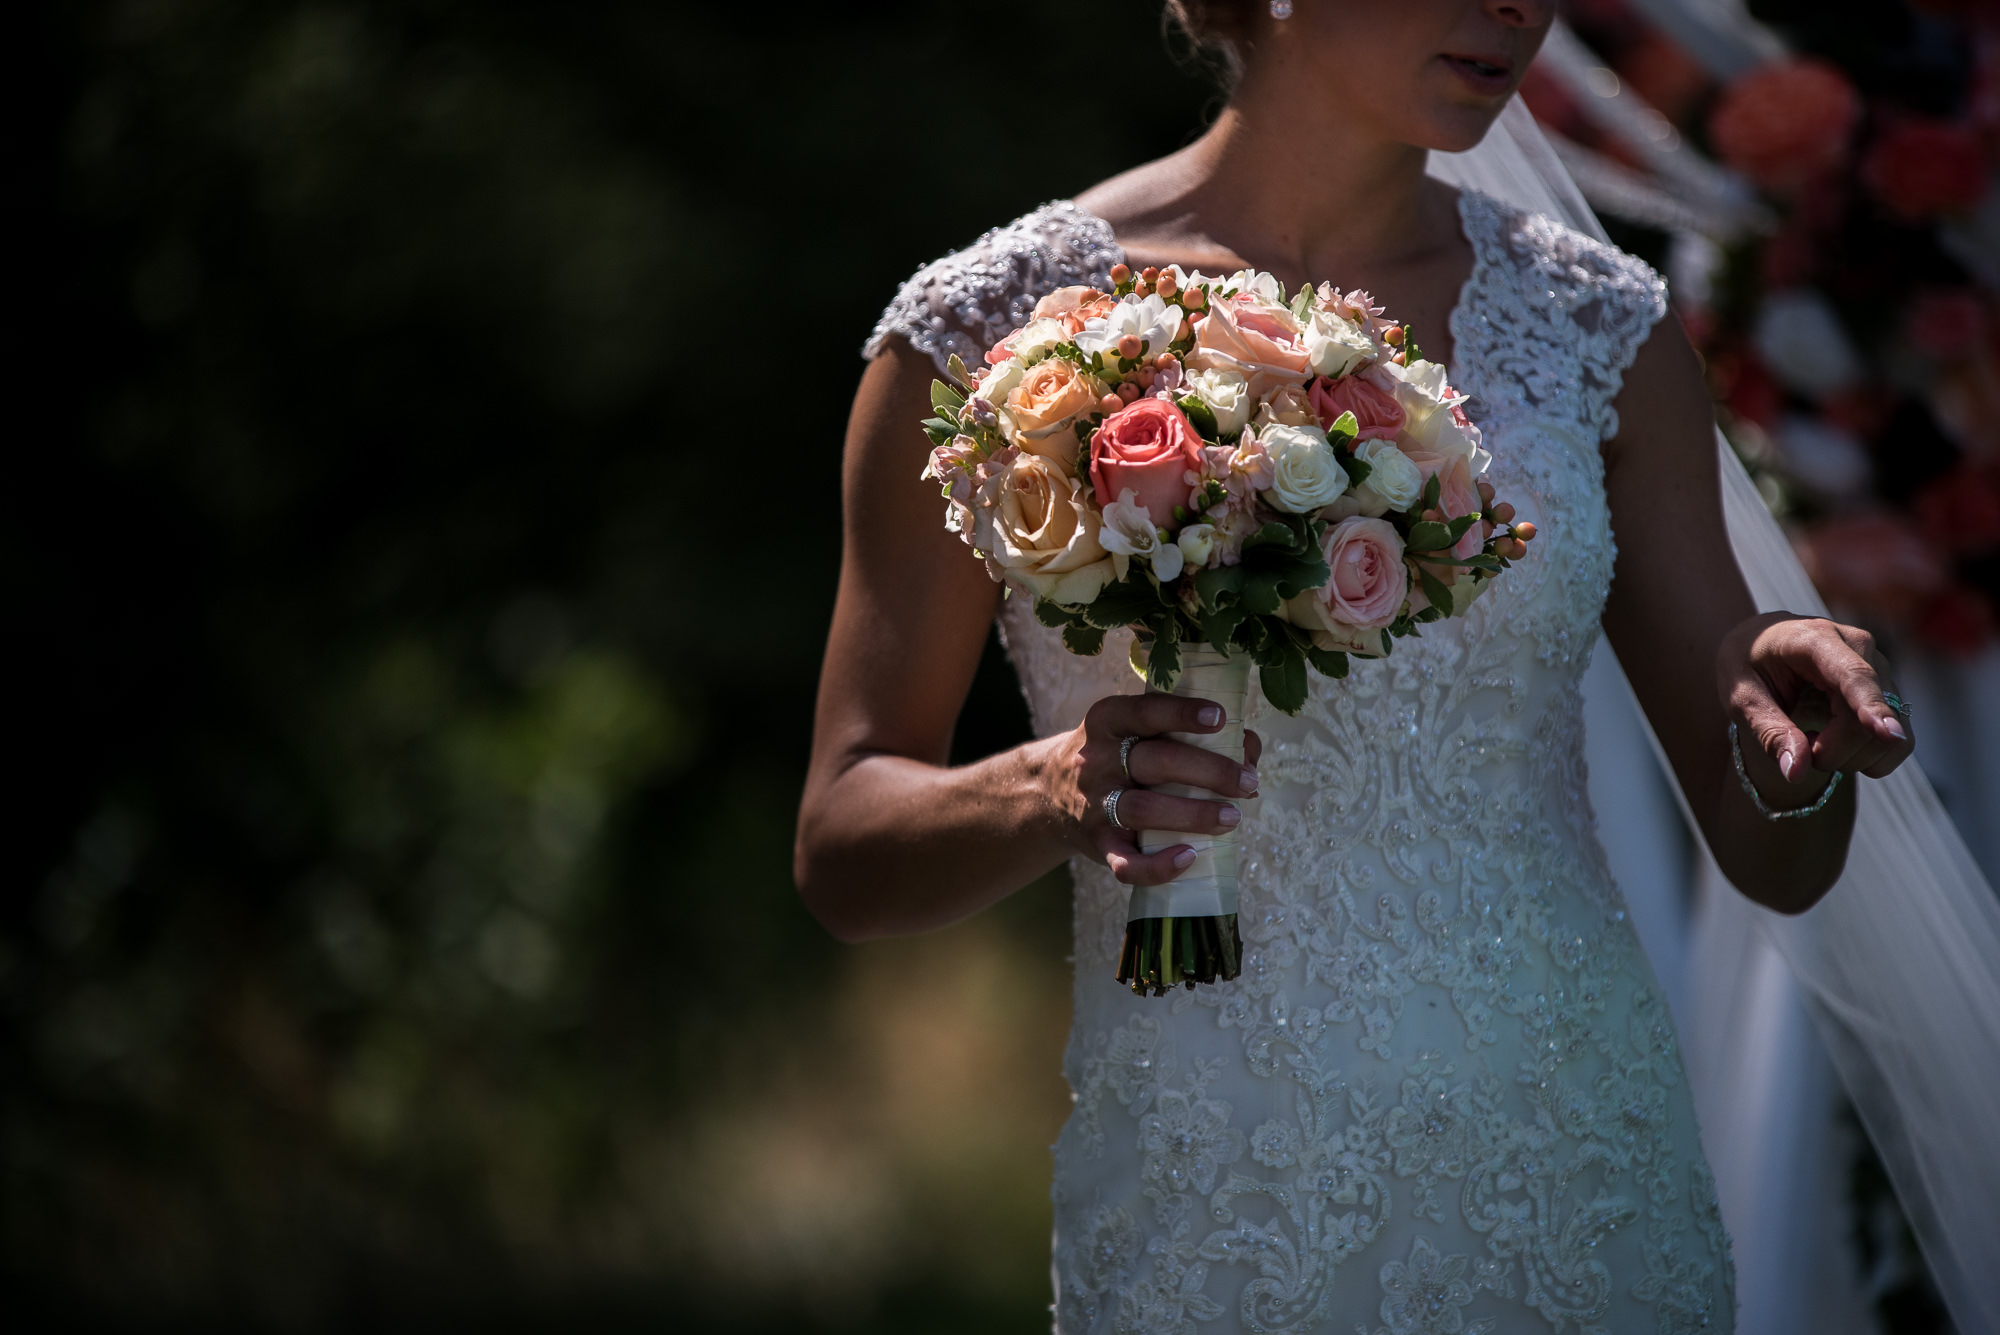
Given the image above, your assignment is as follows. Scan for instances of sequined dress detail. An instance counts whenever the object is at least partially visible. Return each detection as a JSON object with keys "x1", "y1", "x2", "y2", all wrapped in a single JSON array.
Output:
[{"x1": 866, "y1": 194, "x2": 1734, "y2": 1334}]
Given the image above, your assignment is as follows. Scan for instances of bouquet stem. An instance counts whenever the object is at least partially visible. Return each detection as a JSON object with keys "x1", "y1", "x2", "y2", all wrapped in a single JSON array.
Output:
[{"x1": 1115, "y1": 645, "x2": 1250, "y2": 997}]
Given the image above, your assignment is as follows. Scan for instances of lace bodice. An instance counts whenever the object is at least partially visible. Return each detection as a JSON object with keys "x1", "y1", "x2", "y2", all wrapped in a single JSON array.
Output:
[{"x1": 867, "y1": 193, "x2": 1732, "y2": 1334}]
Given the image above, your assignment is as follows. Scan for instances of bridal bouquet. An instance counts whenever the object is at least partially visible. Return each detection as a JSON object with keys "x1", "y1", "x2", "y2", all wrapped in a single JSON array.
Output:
[{"x1": 919, "y1": 263, "x2": 1535, "y2": 995}]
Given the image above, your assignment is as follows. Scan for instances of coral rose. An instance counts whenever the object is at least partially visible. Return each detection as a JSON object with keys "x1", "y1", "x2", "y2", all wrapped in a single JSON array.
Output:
[
  {"x1": 1861, "y1": 118, "x2": 1990, "y2": 222},
  {"x1": 1089, "y1": 397, "x2": 1204, "y2": 528},
  {"x1": 1282, "y1": 517, "x2": 1407, "y2": 652},
  {"x1": 972, "y1": 451, "x2": 1115, "y2": 605},
  {"x1": 1310, "y1": 374, "x2": 1405, "y2": 440},
  {"x1": 1006, "y1": 357, "x2": 1101, "y2": 461},
  {"x1": 1708, "y1": 59, "x2": 1861, "y2": 191},
  {"x1": 1187, "y1": 294, "x2": 1314, "y2": 398}
]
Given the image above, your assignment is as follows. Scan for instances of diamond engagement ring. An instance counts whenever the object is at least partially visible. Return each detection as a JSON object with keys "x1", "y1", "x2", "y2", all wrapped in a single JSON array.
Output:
[
  {"x1": 1104, "y1": 787, "x2": 1129, "y2": 830},
  {"x1": 1119, "y1": 735, "x2": 1138, "y2": 783},
  {"x1": 1882, "y1": 692, "x2": 1912, "y2": 720}
]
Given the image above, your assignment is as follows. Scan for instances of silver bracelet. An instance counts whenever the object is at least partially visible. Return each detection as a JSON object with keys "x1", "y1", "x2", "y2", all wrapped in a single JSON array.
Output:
[{"x1": 1728, "y1": 722, "x2": 1843, "y2": 821}]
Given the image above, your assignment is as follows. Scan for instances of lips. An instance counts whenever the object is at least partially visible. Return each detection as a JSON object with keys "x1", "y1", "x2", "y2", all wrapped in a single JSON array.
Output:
[{"x1": 1441, "y1": 53, "x2": 1513, "y2": 96}]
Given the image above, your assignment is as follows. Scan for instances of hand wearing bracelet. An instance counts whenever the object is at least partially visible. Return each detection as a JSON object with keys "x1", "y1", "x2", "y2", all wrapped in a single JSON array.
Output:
[{"x1": 1728, "y1": 722, "x2": 1841, "y2": 820}]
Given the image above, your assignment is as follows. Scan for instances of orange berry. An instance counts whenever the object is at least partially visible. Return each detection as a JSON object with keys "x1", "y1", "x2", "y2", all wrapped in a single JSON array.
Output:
[
  {"x1": 1141, "y1": 266, "x2": 1160, "y2": 283},
  {"x1": 1512, "y1": 520, "x2": 1538, "y2": 542},
  {"x1": 1491, "y1": 501, "x2": 1516, "y2": 523},
  {"x1": 1183, "y1": 287, "x2": 1207, "y2": 310},
  {"x1": 1109, "y1": 263, "x2": 1131, "y2": 284},
  {"x1": 1098, "y1": 393, "x2": 1123, "y2": 415},
  {"x1": 1476, "y1": 480, "x2": 1495, "y2": 503},
  {"x1": 1156, "y1": 273, "x2": 1178, "y2": 297},
  {"x1": 1498, "y1": 536, "x2": 1527, "y2": 560},
  {"x1": 1384, "y1": 325, "x2": 1404, "y2": 345},
  {"x1": 1117, "y1": 333, "x2": 1143, "y2": 360},
  {"x1": 1116, "y1": 380, "x2": 1141, "y2": 403}
]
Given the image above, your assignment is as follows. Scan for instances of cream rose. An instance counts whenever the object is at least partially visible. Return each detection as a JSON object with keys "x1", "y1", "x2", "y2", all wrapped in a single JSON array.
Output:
[
  {"x1": 973, "y1": 451, "x2": 1116, "y2": 603},
  {"x1": 1011, "y1": 316, "x2": 1070, "y2": 366},
  {"x1": 1351, "y1": 437, "x2": 1424, "y2": 516},
  {"x1": 1185, "y1": 364, "x2": 1252, "y2": 436},
  {"x1": 1252, "y1": 383, "x2": 1317, "y2": 429},
  {"x1": 1259, "y1": 422, "x2": 1350, "y2": 514},
  {"x1": 1305, "y1": 308, "x2": 1377, "y2": 379}
]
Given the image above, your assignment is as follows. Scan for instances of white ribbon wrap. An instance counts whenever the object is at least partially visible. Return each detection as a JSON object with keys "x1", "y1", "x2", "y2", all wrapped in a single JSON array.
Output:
[{"x1": 1129, "y1": 646, "x2": 1251, "y2": 921}]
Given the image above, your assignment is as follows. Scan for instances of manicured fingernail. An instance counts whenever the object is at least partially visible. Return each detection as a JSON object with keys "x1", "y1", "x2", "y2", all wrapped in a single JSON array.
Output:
[
  {"x1": 1779, "y1": 750, "x2": 1797, "y2": 781},
  {"x1": 1882, "y1": 716, "x2": 1908, "y2": 742},
  {"x1": 1240, "y1": 767, "x2": 1259, "y2": 794},
  {"x1": 1172, "y1": 847, "x2": 1197, "y2": 869},
  {"x1": 1197, "y1": 705, "x2": 1223, "y2": 727},
  {"x1": 1217, "y1": 804, "x2": 1240, "y2": 827}
]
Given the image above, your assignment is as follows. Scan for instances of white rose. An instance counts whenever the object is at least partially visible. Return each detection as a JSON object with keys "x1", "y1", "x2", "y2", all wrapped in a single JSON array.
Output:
[
  {"x1": 1099, "y1": 488, "x2": 1184, "y2": 582},
  {"x1": 1075, "y1": 293, "x2": 1184, "y2": 364},
  {"x1": 973, "y1": 452, "x2": 1116, "y2": 604},
  {"x1": 1176, "y1": 523, "x2": 1216, "y2": 570},
  {"x1": 1011, "y1": 316, "x2": 1070, "y2": 366},
  {"x1": 1351, "y1": 438, "x2": 1423, "y2": 516},
  {"x1": 1185, "y1": 365, "x2": 1252, "y2": 435},
  {"x1": 1305, "y1": 308, "x2": 1377, "y2": 379},
  {"x1": 1374, "y1": 357, "x2": 1487, "y2": 470},
  {"x1": 1259, "y1": 423, "x2": 1350, "y2": 514}
]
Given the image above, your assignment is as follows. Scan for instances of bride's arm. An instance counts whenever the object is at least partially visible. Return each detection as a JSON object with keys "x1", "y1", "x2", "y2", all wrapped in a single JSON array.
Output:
[
  {"x1": 1600, "y1": 316, "x2": 1914, "y2": 913},
  {"x1": 794, "y1": 342, "x2": 1258, "y2": 941}
]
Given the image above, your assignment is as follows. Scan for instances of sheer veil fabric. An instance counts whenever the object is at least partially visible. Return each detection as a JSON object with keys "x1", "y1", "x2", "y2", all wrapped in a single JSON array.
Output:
[{"x1": 1430, "y1": 98, "x2": 2000, "y2": 1335}]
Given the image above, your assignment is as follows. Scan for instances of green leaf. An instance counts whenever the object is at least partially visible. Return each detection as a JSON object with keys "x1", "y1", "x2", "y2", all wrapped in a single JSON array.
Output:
[
  {"x1": 921, "y1": 416, "x2": 959, "y2": 446},
  {"x1": 1416, "y1": 563, "x2": 1453, "y2": 614},
  {"x1": 1176, "y1": 394, "x2": 1219, "y2": 439},
  {"x1": 1259, "y1": 642, "x2": 1309, "y2": 715},
  {"x1": 1143, "y1": 622, "x2": 1181, "y2": 692},
  {"x1": 1325, "y1": 410, "x2": 1358, "y2": 448},
  {"x1": 1421, "y1": 472, "x2": 1441, "y2": 511},
  {"x1": 1244, "y1": 520, "x2": 1306, "y2": 554},
  {"x1": 1445, "y1": 512, "x2": 1478, "y2": 543},
  {"x1": 1420, "y1": 553, "x2": 1503, "y2": 572},
  {"x1": 1291, "y1": 285, "x2": 1314, "y2": 322},
  {"x1": 945, "y1": 353, "x2": 975, "y2": 391},
  {"x1": 1406, "y1": 520, "x2": 1453, "y2": 552},
  {"x1": 1342, "y1": 452, "x2": 1373, "y2": 490},
  {"x1": 1083, "y1": 576, "x2": 1167, "y2": 630},
  {"x1": 1034, "y1": 598, "x2": 1085, "y2": 629},
  {"x1": 1380, "y1": 629, "x2": 1394, "y2": 656},
  {"x1": 1062, "y1": 622, "x2": 1107, "y2": 656},
  {"x1": 1404, "y1": 329, "x2": 1424, "y2": 363},
  {"x1": 930, "y1": 380, "x2": 966, "y2": 415},
  {"x1": 1303, "y1": 643, "x2": 1350, "y2": 678}
]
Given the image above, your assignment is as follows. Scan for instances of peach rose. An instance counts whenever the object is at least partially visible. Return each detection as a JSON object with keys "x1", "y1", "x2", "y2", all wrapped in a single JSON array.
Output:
[
  {"x1": 1309, "y1": 374, "x2": 1405, "y2": 440},
  {"x1": 1187, "y1": 294, "x2": 1313, "y2": 398},
  {"x1": 1007, "y1": 357, "x2": 1101, "y2": 459},
  {"x1": 1282, "y1": 516, "x2": 1408, "y2": 652},
  {"x1": 1089, "y1": 397, "x2": 1205, "y2": 527},
  {"x1": 1033, "y1": 285, "x2": 1118, "y2": 335},
  {"x1": 971, "y1": 451, "x2": 1116, "y2": 604}
]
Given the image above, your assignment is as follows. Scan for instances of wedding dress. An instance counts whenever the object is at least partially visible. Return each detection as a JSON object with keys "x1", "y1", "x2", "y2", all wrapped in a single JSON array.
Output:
[{"x1": 867, "y1": 190, "x2": 1732, "y2": 1334}]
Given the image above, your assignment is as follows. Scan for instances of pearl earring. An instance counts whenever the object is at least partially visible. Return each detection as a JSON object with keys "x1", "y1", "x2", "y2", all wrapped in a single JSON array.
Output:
[{"x1": 1270, "y1": 0, "x2": 1293, "y2": 16}]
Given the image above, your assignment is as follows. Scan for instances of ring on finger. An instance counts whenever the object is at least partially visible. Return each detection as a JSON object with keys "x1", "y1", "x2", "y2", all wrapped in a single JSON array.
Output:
[
  {"x1": 1119, "y1": 735, "x2": 1139, "y2": 783},
  {"x1": 1104, "y1": 787, "x2": 1129, "y2": 831},
  {"x1": 1882, "y1": 691, "x2": 1912, "y2": 720}
]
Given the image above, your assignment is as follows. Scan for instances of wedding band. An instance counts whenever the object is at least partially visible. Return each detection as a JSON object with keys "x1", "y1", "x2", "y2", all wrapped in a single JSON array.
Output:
[
  {"x1": 1882, "y1": 692, "x2": 1912, "y2": 720},
  {"x1": 1104, "y1": 787, "x2": 1129, "y2": 830},
  {"x1": 1119, "y1": 735, "x2": 1138, "y2": 783}
]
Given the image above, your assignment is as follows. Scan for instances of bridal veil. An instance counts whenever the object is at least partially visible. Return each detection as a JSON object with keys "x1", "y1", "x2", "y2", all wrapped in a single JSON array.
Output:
[{"x1": 1429, "y1": 97, "x2": 2000, "y2": 1335}]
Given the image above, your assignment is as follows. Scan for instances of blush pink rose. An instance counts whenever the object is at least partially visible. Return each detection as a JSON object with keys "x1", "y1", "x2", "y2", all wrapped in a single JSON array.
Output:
[
  {"x1": 1188, "y1": 296, "x2": 1313, "y2": 398},
  {"x1": 1322, "y1": 517, "x2": 1408, "y2": 628},
  {"x1": 1089, "y1": 397, "x2": 1205, "y2": 525},
  {"x1": 1309, "y1": 374, "x2": 1406, "y2": 440}
]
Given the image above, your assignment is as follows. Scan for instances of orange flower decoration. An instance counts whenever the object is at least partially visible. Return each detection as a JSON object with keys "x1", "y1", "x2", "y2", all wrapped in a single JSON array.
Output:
[{"x1": 1708, "y1": 59, "x2": 1861, "y2": 192}]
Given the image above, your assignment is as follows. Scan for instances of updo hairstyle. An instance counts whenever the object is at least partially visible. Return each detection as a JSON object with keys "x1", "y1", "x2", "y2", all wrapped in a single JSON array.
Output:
[{"x1": 1162, "y1": 0, "x2": 1262, "y2": 87}]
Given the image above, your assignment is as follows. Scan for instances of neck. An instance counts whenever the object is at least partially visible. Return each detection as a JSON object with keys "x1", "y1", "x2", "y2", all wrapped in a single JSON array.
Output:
[{"x1": 1178, "y1": 50, "x2": 1449, "y2": 277}]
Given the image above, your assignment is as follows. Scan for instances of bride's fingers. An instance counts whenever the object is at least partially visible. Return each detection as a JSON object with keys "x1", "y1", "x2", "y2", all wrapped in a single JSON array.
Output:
[
  {"x1": 1244, "y1": 729, "x2": 1262, "y2": 770},
  {"x1": 1094, "y1": 828, "x2": 1196, "y2": 886},
  {"x1": 1780, "y1": 621, "x2": 1907, "y2": 748},
  {"x1": 1127, "y1": 737, "x2": 1258, "y2": 796},
  {"x1": 1729, "y1": 675, "x2": 1813, "y2": 782},
  {"x1": 1112, "y1": 785, "x2": 1241, "y2": 837},
  {"x1": 1086, "y1": 692, "x2": 1226, "y2": 744}
]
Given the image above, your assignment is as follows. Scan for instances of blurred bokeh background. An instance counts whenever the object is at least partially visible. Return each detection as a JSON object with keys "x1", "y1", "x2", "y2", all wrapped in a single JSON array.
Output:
[{"x1": 9, "y1": 0, "x2": 1994, "y2": 1331}]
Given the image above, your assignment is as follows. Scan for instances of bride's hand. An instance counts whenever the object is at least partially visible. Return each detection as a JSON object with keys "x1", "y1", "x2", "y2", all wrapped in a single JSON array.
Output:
[
  {"x1": 1718, "y1": 612, "x2": 1914, "y2": 786},
  {"x1": 1052, "y1": 694, "x2": 1263, "y2": 886}
]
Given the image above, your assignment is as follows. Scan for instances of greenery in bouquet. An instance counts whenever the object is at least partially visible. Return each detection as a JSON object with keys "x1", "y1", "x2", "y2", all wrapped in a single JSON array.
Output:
[{"x1": 920, "y1": 262, "x2": 1539, "y2": 714}]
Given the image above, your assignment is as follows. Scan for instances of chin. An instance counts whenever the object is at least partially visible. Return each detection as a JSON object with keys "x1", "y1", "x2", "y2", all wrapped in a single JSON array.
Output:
[{"x1": 1401, "y1": 101, "x2": 1510, "y2": 155}]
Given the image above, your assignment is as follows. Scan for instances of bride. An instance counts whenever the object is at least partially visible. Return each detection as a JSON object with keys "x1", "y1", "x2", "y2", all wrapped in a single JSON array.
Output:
[{"x1": 795, "y1": 2, "x2": 1927, "y2": 1330}]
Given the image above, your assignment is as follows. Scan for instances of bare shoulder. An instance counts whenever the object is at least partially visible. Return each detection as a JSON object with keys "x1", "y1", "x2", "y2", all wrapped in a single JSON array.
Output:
[{"x1": 1604, "y1": 311, "x2": 1712, "y2": 476}]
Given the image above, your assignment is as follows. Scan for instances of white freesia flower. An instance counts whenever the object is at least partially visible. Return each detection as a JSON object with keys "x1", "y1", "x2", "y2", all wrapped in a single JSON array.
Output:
[
  {"x1": 1099, "y1": 488, "x2": 1183, "y2": 581},
  {"x1": 1260, "y1": 423, "x2": 1350, "y2": 514},
  {"x1": 1011, "y1": 316, "x2": 1070, "y2": 366},
  {"x1": 1223, "y1": 269, "x2": 1286, "y2": 304},
  {"x1": 1184, "y1": 364, "x2": 1253, "y2": 435},
  {"x1": 1351, "y1": 437, "x2": 1423, "y2": 516},
  {"x1": 1075, "y1": 294, "x2": 1184, "y2": 365},
  {"x1": 1305, "y1": 308, "x2": 1377, "y2": 379},
  {"x1": 1177, "y1": 523, "x2": 1216, "y2": 570},
  {"x1": 1375, "y1": 357, "x2": 1487, "y2": 470}
]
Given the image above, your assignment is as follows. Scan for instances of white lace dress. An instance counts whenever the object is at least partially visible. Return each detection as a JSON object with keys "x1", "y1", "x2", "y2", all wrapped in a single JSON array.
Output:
[{"x1": 865, "y1": 193, "x2": 1735, "y2": 1335}]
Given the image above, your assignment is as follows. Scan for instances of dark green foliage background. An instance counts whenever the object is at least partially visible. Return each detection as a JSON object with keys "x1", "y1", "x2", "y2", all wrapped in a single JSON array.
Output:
[{"x1": 7, "y1": 2, "x2": 1216, "y2": 1330}]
